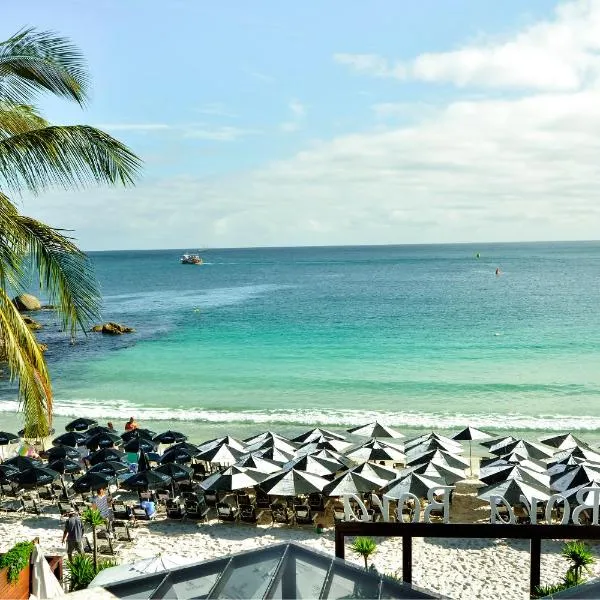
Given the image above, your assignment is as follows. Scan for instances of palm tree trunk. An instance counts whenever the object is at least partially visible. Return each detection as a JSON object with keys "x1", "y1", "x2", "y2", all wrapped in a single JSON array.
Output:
[
  {"x1": 92, "y1": 526, "x2": 98, "y2": 571},
  {"x1": 363, "y1": 554, "x2": 368, "y2": 569}
]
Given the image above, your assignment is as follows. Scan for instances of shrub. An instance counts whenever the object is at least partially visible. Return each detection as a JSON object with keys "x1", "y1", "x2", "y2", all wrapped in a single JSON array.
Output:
[
  {"x1": 0, "y1": 541, "x2": 34, "y2": 584},
  {"x1": 351, "y1": 537, "x2": 377, "y2": 570},
  {"x1": 66, "y1": 553, "x2": 119, "y2": 592}
]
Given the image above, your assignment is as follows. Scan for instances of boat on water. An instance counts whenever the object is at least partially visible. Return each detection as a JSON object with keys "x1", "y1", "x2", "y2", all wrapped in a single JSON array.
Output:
[{"x1": 180, "y1": 253, "x2": 203, "y2": 265}]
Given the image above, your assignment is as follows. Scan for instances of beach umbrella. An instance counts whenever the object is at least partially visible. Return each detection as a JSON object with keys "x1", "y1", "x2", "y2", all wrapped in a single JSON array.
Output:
[
  {"x1": 352, "y1": 461, "x2": 399, "y2": 481},
  {"x1": 85, "y1": 431, "x2": 121, "y2": 451},
  {"x1": 73, "y1": 471, "x2": 112, "y2": 493},
  {"x1": 306, "y1": 439, "x2": 351, "y2": 453},
  {"x1": 243, "y1": 431, "x2": 289, "y2": 446},
  {"x1": 52, "y1": 431, "x2": 87, "y2": 447},
  {"x1": 478, "y1": 478, "x2": 551, "y2": 506},
  {"x1": 200, "y1": 465, "x2": 266, "y2": 491},
  {"x1": 282, "y1": 454, "x2": 342, "y2": 477},
  {"x1": 251, "y1": 446, "x2": 294, "y2": 464},
  {"x1": 480, "y1": 465, "x2": 550, "y2": 488},
  {"x1": 550, "y1": 464, "x2": 600, "y2": 494},
  {"x1": 88, "y1": 447, "x2": 126, "y2": 465},
  {"x1": 0, "y1": 464, "x2": 19, "y2": 483},
  {"x1": 409, "y1": 461, "x2": 466, "y2": 486},
  {"x1": 121, "y1": 428, "x2": 157, "y2": 443},
  {"x1": 347, "y1": 421, "x2": 404, "y2": 439},
  {"x1": 345, "y1": 439, "x2": 406, "y2": 464},
  {"x1": 198, "y1": 435, "x2": 246, "y2": 453},
  {"x1": 406, "y1": 438, "x2": 463, "y2": 457},
  {"x1": 123, "y1": 437, "x2": 156, "y2": 453},
  {"x1": 244, "y1": 435, "x2": 298, "y2": 456},
  {"x1": 121, "y1": 469, "x2": 171, "y2": 491},
  {"x1": 495, "y1": 440, "x2": 553, "y2": 461},
  {"x1": 138, "y1": 451, "x2": 151, "y2": 473},
  {"x1": 159, "y1": 447, "x2": 194, "y2": 464},
  {"x1": 539, "y1": 433, "x2": 590, "y2": 451},
  {"x1": 197, "y1": 444, "x2": 245, "y2": 466},
  {"x1": 292, "y1": 428, "x2": 347, "y2": 444},
  {"x1": 46, "y1": 446, "x2": 81, "y2": 461},
  {"x1": 48, "y1": 459, "x2": 82, "y2": 475},
  {"x1": 65, "y1": 417, "x2": 97, "y2": 432},
  {"x1": 0, "y1": 431, "x2": 19, "y2": 445},
  {"x1": 406, "y1": 449, "x2": 469, "y2": 470},
  {"x1": 382, "y1": 473, "x2": 447, "y2": 500},
  {"x1": 481, "y1": 436, "x2": 517, "y2": 453},
  {"x1": 235, "y1": 454, "x2": 281, "y2": 474},
  {"x1": 154, "y1": 463, "x2": 193, "y2": 482},
  {"x1": 89, "y1": 461, "x2": 130, "y2": 477},
  {"x1": 166, "y1": 442, "x2": 200, "y2": 456},
  {"x1": 452, "y1": 426, "x2": 491, "y2": 475},
  {"x1": 323, "y1": 470, "x2": 386, "y2": 497},
  {"x1": 480, "y1": 456, "x2": 546, "y2": 479},
  {"x1": 311, "y1": 449, "x2": 354, "y2": 468},
  {"x1": 405, "y1": 433, "x2": 461, "y2": 453},
  {"x1": 12, "y1": 466, "x2": 59, "y2": 488},
  {"x1": 4, "y1": 455, "x2": 42, "y2": 470},
  {"x1": 153, "y1": 430, "x2": 187, "y2": 445},
  {"x1": 259, "y1": 468, "x2": 329, "y2": 496},
  {"x1": 553, "y1": 446, "x2": 600, "y2": 464},
  {"x1": 85, "y1": 426, "x2": 112, "y2": 438},
  {"x1": 546, "y1": 456, "x2": 586, "y2": 477}
]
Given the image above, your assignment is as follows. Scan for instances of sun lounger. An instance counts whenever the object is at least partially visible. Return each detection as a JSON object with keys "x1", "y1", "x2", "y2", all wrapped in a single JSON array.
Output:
[
  {"x1": 308, "y1": 493, "x2": 325, "y2": 512},
  {"x1": 0, "y1": 499, "x2": 23, "y2": 514},
  {"x1": 204, "y1": 489, "x2": 218, "y2": 506},
  {"x1": 294, "y1": 505, "x2": 317, "y2": 526},
  {"x1": 95, "y1": 530, "x2": 123, "y2": 556},
  {"x1": 216, "y1": 502, "x2": 238, "y2": 522},
  {"x1": 112, "y1": 500, "x2": 130, "y2": 521},
  {"x1": 167, "y1": 499, "x2": 186, "y2": 520},
  {"x1": 271, "y1": 503, "x2": 292, "y2": 525},
  {"x1": 132, "y1": 504, "x2": 156, "y2": 521},
  {"x1": 239, "y1": 505, "x2": 262, "y2": 524},
  {"x1": 255, "y1": 490, "x2": 271, "y2": 510},
  {"x1": 112, "y1": 521, "x2": 135, "y2": 542},
  {"x1": 184, "y1": 500, "x2": 209, "y2": 521},
  {"x1": 21, "y1": 497, "x2": 41, "y2": 515}
]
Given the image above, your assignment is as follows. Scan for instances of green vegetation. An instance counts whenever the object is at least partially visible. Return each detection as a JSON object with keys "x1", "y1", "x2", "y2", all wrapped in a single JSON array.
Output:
[
  {"x1": 81, "y1": 506, "x2": 106, "y2": 571},
  {"x1": 0, "y1": 27, "x2": 141, "y2": 437},
  {"x1": 66, "y1": 554, "x2": 118, "y2": 592},
  {"x1": 0, "y1": 541, "x2": 34, "y2": 584},
  {"x1": 351, "y1": 537, "x2": 377, "y2": 570}
]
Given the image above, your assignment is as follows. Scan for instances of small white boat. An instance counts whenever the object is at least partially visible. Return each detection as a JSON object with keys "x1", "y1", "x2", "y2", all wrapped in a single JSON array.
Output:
[{"x1": 180, "y1": 253, "x2": 203, "y2": 265}]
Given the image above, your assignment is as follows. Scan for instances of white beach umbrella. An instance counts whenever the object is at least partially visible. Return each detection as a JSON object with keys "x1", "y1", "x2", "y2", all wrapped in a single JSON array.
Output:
[
  {"x1": 323, "y1": 470, "x2": 386, "y2": 497},
  {"x1": 344, "y1": 439, "x2": 406, "y2": 464},
  {"x1": 382, "y1": 473, "x2": 447, "y2": 500},
  {"x1": 553, "y1": 445, "x2": 600, "y2": 464},
  {"x1": 539, "y1": 432, "x2": 590, "y2": 451},
  {"x1": 408, "y1": 460, "x2": 467, "y2": 486},
  {"x1": 406, "y1": 449, "x2": 469, "y2": 470},
  {"x1": 550, "y1": 464, "x2": 600, "y2": 494},
  {"x1": 235, "y1": 454, "x2": 282, "y2": 474},
  {"x1": 405, "y1": 432, "x2": 461, "y2": 452},
  {"x1": 196, "y1": 436, "x2": 246, "y2": 454},
  {"x1": 478, "y1": 478, "x2": 551, "y2": 506},
  {"x1": 291, "y1": 428, "x2": 347, "y2": 443},
  {"x1": 347, "y1": 421, "x2": 404, "y2": 439},
  {"x1": 200, "y1": 465, "x2": 265, "y2": 491},
  {"x1": 196, "y1": 443, "x2": 245, "y2": 466},
  {"x1": 452, "y1": 426, "x2": 491, "y2": 475},
  {"x1": 351, "y1": 461, "x2": 399, "y2": 481},
  {"x1": 494, "y1": 440, "x2": 553, "y2": 461},
  {"x1": 480, "y1": 465, "x2": 550, "y2": 488}
]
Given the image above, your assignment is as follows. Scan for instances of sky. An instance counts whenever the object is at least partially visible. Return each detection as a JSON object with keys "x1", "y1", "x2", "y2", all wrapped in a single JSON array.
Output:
[{"x1": 4, "y1": 0, "x2": 600, "y2": 250}]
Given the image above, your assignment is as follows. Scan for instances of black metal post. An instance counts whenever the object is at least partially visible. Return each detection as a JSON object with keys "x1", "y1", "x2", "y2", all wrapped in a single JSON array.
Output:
[
  {"x1": 334, "y1": 526, "x2": 345, "y2": 560},
  {"x1": 402, "y1": 535, "x2": 412, "y2": 585},
  {"x1": 530, "y1": 536, "x2": 541, "y2": 597}
]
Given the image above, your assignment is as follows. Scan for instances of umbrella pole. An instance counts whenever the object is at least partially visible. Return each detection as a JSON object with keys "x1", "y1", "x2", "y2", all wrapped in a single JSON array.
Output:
[{"x1": 469, "y1": 441, "x2": 473, "y2": 477}]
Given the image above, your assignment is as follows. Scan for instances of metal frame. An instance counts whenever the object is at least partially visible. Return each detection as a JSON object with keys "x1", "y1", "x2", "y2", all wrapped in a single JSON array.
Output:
[{"x1": 335, "y1": 521, "x2": 600, "y2": 597}]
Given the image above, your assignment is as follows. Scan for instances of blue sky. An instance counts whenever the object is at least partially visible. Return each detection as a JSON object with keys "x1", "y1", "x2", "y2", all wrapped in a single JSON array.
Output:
[{"x1": 5, "y1": 0, "x2": 600, "y2": 249}]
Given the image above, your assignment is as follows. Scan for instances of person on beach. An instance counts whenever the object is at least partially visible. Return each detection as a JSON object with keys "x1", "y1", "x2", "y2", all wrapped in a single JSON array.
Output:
[
  {"x1": 92, "y1": 487, "x2": 114, "y2": 530},
  {"x1": 62, "y1": 510, "x2": 84, "y2": 560},
  {"x1": 125, "y1": 416, "x2": 138, "y2": 431},
  {"x1": 107, "y1": 422, "x2": 114, "y2": 431}
]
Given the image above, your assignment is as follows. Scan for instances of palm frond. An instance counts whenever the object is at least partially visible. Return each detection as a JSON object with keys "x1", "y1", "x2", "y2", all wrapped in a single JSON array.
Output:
[
  {"x1": 0, "y1": 191, "x2": 26, "y2": 291},
  {"x1": 0, "y1": 102, "x2": 48, "y2": 138},
  {"x1": 17, "y1": 216, "x2": 101, "y2": 334},
  {"x1": 0, "y1": 27, "x2": 89, "y2": 105},
  {"x1": 0, "y1": 125, "x2": 142, "y2": 193},
  {"x1": 0, "y1": 287, "x2": 52, "y2": 436}
]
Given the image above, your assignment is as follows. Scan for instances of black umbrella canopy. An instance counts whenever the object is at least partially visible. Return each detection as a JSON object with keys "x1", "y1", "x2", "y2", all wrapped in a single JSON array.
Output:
[
  {"x1": 154, "y1": 463, "x2": 193, "y2": 482},
  {"x1": 18, "y1": 428, "x2": 55, "y2": 437},
  {"x1": 13, "y1": 466, "x2": 59, "y2": 487},
  {"x1": 243, "y1": 431, "x2": 290, "y2": 447},
  {"x1": 323, "y1": 470, "x2": 386, "y2": 497},
  {"x1": 138, "y1": 451, "x2": 151, "y2": 473},
  {"x1": 85, "y1": 432, "x2": 122, "y2": 450},
  {"x1": 159, "y1": 447, "x2": 194, "y2": 465},
  {"x1": 48, "y1": 459, "x2": 82, "y2": 475},
  {"x1": 553, "y1": 446, "x2": 600, "y2": 464},
  {"x1": 550, "y1": 464, "x2": 600, "y2": 494},
  {"x1": 452, "y1": 426, "x2": 492, "y2": 442},
  {"x1": 347, "y1": 421, "x2": 404, "y2": 439},
  {"x1": 481, "y1": 436, "x2": 517, "y2": 453},
  {"x1": 121, "y1": 428, "x2": 157, "y2": 443},
  {"x1": 480, "y1": 453, "x2": 546, "y2": 475},
  {"x1": 406, "y1": 438, "x2": 463, "y2": 457},
  {"x1": 200, "y1": 465, "x2": 266, "y2": 492},
  {"x1": 405, "y1": 432, "x2": 459, "y2": 452},
  {"x1": 352, "y1": 461, "x2": 399, "y2": 482},
  {"x1": 53, "y1": 431, "x2": 87, "y2": 448},
  {"x1": 291, "y1": 428, "x2": 347, "y2": 444},
  {"x1": 480, "y1": 465, "x2": 550, "y2": 488},
  {"x1": 244, "y1": 436, "x2": 298, "y2": 456},
  {"x1": 539, "y1": 432, "x2": 590, "y2": 451},
  {"x1": 344, "y1": 440, "x2": 406, "y2": 464},
  {"x1": 4, "y1": 455, "x2": 42, "y2": 470},
  {"x1": 235, "y1": 454, "x2": 282, "y2": 474},
  {"x1": 88, "y1": 448, "x2": 126, "y2": 466},
  {"x1": 478, "y1": 478, "x2": 551, "y2": 505},
  {"x1": 167, "y1": 442, "x2": 201, "y2": 456},
  {"x1": 0, "y1": 464, "x2": 19, "y2": 483},
  {"x1": 406, "y1": 449, "x2": 470, "y2": 470},
  {"x1": 493, "y1": 440, "x2": 553, "y2": 461},
  {"x1": 73, "y1": 471, "x2": 112, "y2": 493},
  {"x1": 47, "y1": 446, "x2": 81, "y2": 461},
  {"x1": 153, "y1": 430, "x2": 188, "y2": 445},
  {"x1": 311, "y1": 449, "x2": 354, "y2": 468},
  {"x1": 381, "y1": 473, "x2": 447, "y2": 500},
  {"x1": 198, "y1": 435, "x2": 246, "y2": 454},
  {"x1": 197, "y1": 444, "x2": 246, "y2": 465},
  {"x1": 65, "y1": 418, "x2": 98, "y2": 432},
  {"x1": 259, "y1": 469, "x2": 329, "y2": 496},
  {"x1": 282, "y1": 454, "x2": 342, "y2": 477},
  {"x1": 89, "y1": 461, "x2": 130, "y2": 477},
  {"x1": 253, "y1": 446, "x2": 295, "y2": 464},
  {"x1": 121, "y1": 469, "x2": 171, "y2": 491},
  {"x1": 0, "y1": 431, "x2": 20, "y2": 445},
  {"x1": 123, "y1": 437, "x2": 156, "y2": 453},
  {"x1": 85, "y1": 426, "x2": 112, "y2": 438},
  {"x1": 409, "y1": 461, "x2": 466, "y2": 486}
]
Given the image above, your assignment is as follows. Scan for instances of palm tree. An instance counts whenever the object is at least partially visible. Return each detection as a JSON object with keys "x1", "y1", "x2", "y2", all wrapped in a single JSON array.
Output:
[
  {"x1": 351, "y1": 536, "x2": 377, "y2": 570},
  {"x1": 81, "y1": 506, "x2": 105, "y2": 572},
  {"x1": 0, "y1": 28, "x2": 141, "y2": 437},
  {"x1": 562, "y1": 541, "x2": 595, "y2": 584}
]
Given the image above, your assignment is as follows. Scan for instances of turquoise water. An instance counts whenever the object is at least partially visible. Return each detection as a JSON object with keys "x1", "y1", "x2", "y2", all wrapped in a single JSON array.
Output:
[{"x1": 2, "y1": 242, "x2": 600, "y2": 433}]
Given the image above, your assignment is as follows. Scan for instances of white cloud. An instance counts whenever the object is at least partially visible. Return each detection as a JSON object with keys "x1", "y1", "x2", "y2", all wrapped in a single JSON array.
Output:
[
  {"x1": 289, "y1": 99, "x2": 306, "y2": 118},
  {"x1": 280, "y1": 99, "x2": 306, "y2": 133},
  {"x1": 184, "y1": 126, "x2": 260, "y2": 141},
  {"x1": 196, "y1": 103, "x2": 237, "y2": 118},
  {"x1": 94, "y1": 123, "x2": 170, "y2": 132},
  {"x1": 335, "y1": 0, "x2": 600, "y2": 91},
  {"x1": 280, "y1": 121, "x2": 300, "y2": 132}
]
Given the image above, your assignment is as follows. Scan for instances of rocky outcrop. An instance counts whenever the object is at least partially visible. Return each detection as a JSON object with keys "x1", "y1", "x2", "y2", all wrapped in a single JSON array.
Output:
[
  {"x1": 91, "y1": 322, "x2": 135, "y2": 335},
  {"x1": 22, "y1": 315, "x2": 42, "y2": 330},
  {"x1": 13, "y1": 294, "x2": 42, "y2": 311}
]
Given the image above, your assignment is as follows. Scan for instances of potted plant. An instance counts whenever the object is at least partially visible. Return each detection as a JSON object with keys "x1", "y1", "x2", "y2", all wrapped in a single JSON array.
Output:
[{"x1": 315, "y1": 522, "x2": 325, "y2": 534}]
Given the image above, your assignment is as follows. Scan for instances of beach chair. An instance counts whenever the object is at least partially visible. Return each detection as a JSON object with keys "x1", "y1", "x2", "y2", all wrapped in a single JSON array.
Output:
[
  {"x1": 236, "y1": 493, "x2": 253, "y2": 506},
  {"x1": 132, "y1": 504, "x2": 156, "y2": 521},
  {"x1": 0, "y1": 499, "x2": 23, "y2": 514},
  {"x1": 113, "y1": 521, "x2": 135, "y2": 543},
  {"x1": 239, "y1": 505, "x2": 261, "y2": 524},
  {"x1": 216, "y1": 502, "x2": 238, "y2": 522},
  {"x1": 333, "y1": 505, "x2": 346, "y2": 524},
  {"x1": 157, "y1": 491, "x2": 170, "y2": 505},
  {"x1": 96, "y1": 530, "x2": 123, "y2": 556},
  {"x1": 191, "y1": 463, "x2": 206, "y2": 480},
  {"x1": 57, "y1": 501, "x2": 75, "y2": 521},
  {"x1": 271, "y1": 503, "x2": 292, "y2": 525},
  {"x1": 308, "y1": 493, "x2": 325, "y2": 513},
  {"x1": 256, "y1": 490, "x2": 271, "y2": 510},
  {"x1": 167, "y1": 499, "x2": 186, "y2": 520},
  {"x1": 38, "y1": 485, "x2": 56, "y2": 502},
  {"x1": 112, "y1": 500, "x2": 130, "y2": 521},
  {"x1": 21, "y1": 497, "x2": 41, "y2": 515},
  {"x1": 204, "y1": 489, "x2": 218, "y2": 507},
  {"x1": 184, "y1": 500, "x2": 209, "y2": 521},
  {"x1": 294, "y1": 505, "x2": 317, "y2": 526}
]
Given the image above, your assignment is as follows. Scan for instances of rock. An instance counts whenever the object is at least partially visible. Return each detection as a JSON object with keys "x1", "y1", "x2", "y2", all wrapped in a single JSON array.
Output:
[
  {"x1": 91, "y1": 322, "x2": 135, "y2": 335},
  {"x1": 13, "y1": 294, "x2": 42, "y2": 311},
  {"x1": 22, "y1": 315, "x2": 42, "y2": 330}
]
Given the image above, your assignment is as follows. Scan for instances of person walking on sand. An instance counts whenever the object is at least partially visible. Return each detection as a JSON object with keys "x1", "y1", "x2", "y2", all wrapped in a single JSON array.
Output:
[
  {"x1": 124, "y1": 416, "x2": 138, "y2": 431},
  {"x1": 62, "y1": 509, "x2": 84, "y2": 560},
  {"x1": 92, "y1": 487, "x2": 114, "y2": 530}
]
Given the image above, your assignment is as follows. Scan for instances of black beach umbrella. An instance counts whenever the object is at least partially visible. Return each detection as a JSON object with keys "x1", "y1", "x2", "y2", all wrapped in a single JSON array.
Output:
[
  {"x1": 159, "y1": 447, "x2": 194, "y2": 464},
  {"x1": 18, "y1": 428, "x2": 55, "y2": 437},
  {"x1": 478, "y1": 478, "x2": 550, "y2": 505},
  {"x1": 167, "y1": 442, "x2": 201, "y2": 456},
  {"x1": 307, "y1": 439, "x2": 351, "y2": 453},
  {"x1": 4, "y1": 455, "x2": 42, "y2": 470},
  {"x1": 153, "y1": 430, "x2": 188, "y2": 445},
  {"x1": 550, "y1": 464, "x2": 600, "y2": 494},
  {"x1": 85, "y1": 426, "x2": 111, "y2": 438},
  {"x1": 123, "y1": 437, "x2": 156, "y2": 453},
  {"x1": 53, "y1": 431, "x2": 87, "y2": 447},
  {"x1": 197, "y1": 444, "x2": 245, "y2": 465},
  {"x1": 553, "y1": 446, "x2": 600, "y2": 464},
  {"x1": 381, "y1": 473, "x2": 447, "y2": 501},
  {"x1": 282, "y1": 454, "x2": 341, "y2": 477},
  {"x1": 254, "y1": 446, "x2": 295, "y2": 464},
  {"x1": 47, "y1": 446, "x2": 81, "y2": 461},
  {"x1": 0, "y1": 464, "x2": 19, "y2": 483},
  {"x1": 482, "y1": 436, "x2": 517, "y2": 454},
  {"x1": 409, "y1": 461, "x2": 466, "y2": 486},
  {"x1": 406, "y1": 438, "x2": 463, "y2": 457},
  {"x1": 345, "y1": 439, "x2": 406, "y2": 464},
  {"x1": 13, "y1": 466, "x2": 59, "y2": 488},
  {"x1": 65, "y1": 417, "x2": 98, "y2": 432},
  {"x1": 48, "y1": 459, "x2": 82, "y2": 475},
  {"x1": 539, "y1": 432, "x2": 590, "y2": 451},
  {"x1": 312, "y1": 449, "x2": 354, "y2": 468},
  {"x1": 347, "y1": 421, "x2": 404, "y2": 439},
  {"x1": 0, "y1": 431, "x2": 19, "y2": 445},
  {"x1": 73, "y1": 471, "x2": 112, "y2": 493},
  {"x1": 121, "y1": 428, "x2": 157, "y2": 443},
  {"x1": 480, "y1": 465, "x2": 549, "y2": 488},
  {"x1": 452, "y1": 426, "x2": 491, "y2": 475},
  {"x1": 243, "y1": 431, "x2": 289, "y2": 446},
  {"x1": 89, "y1": 461, "x2": 130, "y2": 477},
  {"x1": 154, "y1": 463, "x2": 193, "y2": 482},
  {"x1": 352, "y1": 461, "x2": 399, "y2": 482},
  {"x1": 480, "y1": 453, "x2": 546, "y2": 476},
  {"x1": 292, "y1": 428, "x2": 347, "y2": 444},
  {"x1": 88, "y1": 447, "x2": 126, "y2": 466},
  {"x1": 244, "y1": 435, "x2": 298, "y2": 456},
  {"x1": 85, "y1": 431, "x2": 121, "y2": 451},
  {"x1": 406, "y1": 449, "x2": 470, "y2": 470},
  {"x1": 138, "y1": 451, "x2": 151, "y2": 473},
  {"x1": 200, "y1": 465, "x2": 266, "y2": 492},
  {"x1": 235, "y1": 454, "x2": 281, "y2": 474},
  {"x1": 494, "y1": 440, "x2": 553, "y2": 461},
  {"x1": 323, "y1": 471, "x2": 386, "y2": 497},
  {"x1": 405, "y1": 432, "x2": 461, "y2": 453},
  {"x1": 197, "y1": 435, "x2": 246, "y2": 454},
  {"x1": 122, "y1": 469, "x2": 171, "y2": 491},
  {"x1": 259, "y1": 468, "x2": 329, "y2": 496}
]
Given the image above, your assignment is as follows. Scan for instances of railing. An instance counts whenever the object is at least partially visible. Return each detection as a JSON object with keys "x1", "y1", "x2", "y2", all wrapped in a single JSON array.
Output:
[{"x1": 334, "y1": 522, "x2": 600, "y2": 597}]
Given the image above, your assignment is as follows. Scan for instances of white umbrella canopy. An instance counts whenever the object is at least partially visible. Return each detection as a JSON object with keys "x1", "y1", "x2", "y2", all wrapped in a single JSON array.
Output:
[
  {"x1": 196, "y1": 436, "x2": 246, "y2": 454},
  {"x1": 196, "y1": 444, "x2": 245, "y2": 466},
  {"x1": 494, "y1": 440, "x2": 553, "y2": 461},
  {"x1": 346, "y1": 421, "x2": 404, "y2": 439},
  {"x1": 550, "y1": 464, "x2": 600, "y2": 494},
  {"x1": 406, "y1": 449, "x2": 469, "y2": 470},
  {"x1": 553, "y1": 445, "x2": 600, "y2": 464},
  {"x1": 344, "y1": 439, "x2": 406, "y2": 464},
  {"x1": 291, "y1": 428, "x2": 347, "y2": 443},
  {"x1": 408, "y1": 461, "x2": 467, "y2": 485},
  {"x1": 539, "y1": 432, "x2": 591, "y2": 451},
  {"x1": 323, "y1": 470, "x2": 386, "y2": 496},
  {"x1": 259, "y1": 468, "x2": 329, "y2": 496},
  {"x1": 310, "y1": 449, "x2": 354, "y2": 468},
  {"x1": 90, "y1": 554, "x2": 192, "y2": 588},
  {"x1": 479, "y1": 465, "x2": 550, "y2": 488},
  {"x1": 478, "y1": 478, "x2": 551, "y2": 505},
  {"x1": 200, "y1": 465, "x2": 266, "y2": 491},
  {"x1": 235, "y1": 454, "x2": 282, "y2": 474},
  {"x1": 282, "y1": 454, "x2": 341, "y2": 477},
  {"x1": 382, "y1": 473, "x2": 447, "y2": 500},
  {"x1": 351, "y1": 461, "x2": 399, "y2": 481},
  {"x1": 405, "y1": 432, "x2": 461, "y2": 452}
]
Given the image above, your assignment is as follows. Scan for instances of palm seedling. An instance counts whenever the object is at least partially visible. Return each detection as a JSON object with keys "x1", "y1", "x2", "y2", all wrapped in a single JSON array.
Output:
[
  {"x1": 351, "y1": 536, "x2": 377, "y2": 570},
  {"x1": 81, "y1": 506, "x2": 105, "y2": 572}
]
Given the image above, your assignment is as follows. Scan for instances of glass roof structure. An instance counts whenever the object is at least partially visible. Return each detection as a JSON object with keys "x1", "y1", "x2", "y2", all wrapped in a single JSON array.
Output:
[{"x1": 98, "y1": 542, "x2": 443, "y2": 599}]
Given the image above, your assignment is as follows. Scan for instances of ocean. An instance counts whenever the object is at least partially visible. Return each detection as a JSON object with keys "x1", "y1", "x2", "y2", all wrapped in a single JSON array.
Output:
[{"x1": 1, "y1": 242, "x2": 600, "y2": 439}]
